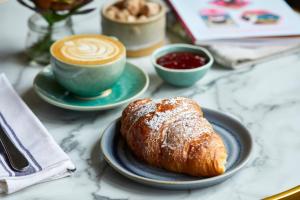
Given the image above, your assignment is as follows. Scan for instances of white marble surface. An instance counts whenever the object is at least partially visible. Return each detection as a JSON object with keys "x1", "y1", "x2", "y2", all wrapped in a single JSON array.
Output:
[{"x1": 1, "y1": 0, "x2": 300, "y2": 199}]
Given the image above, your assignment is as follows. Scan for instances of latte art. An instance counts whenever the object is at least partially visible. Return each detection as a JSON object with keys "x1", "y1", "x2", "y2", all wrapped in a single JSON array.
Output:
[
  {"x1": 51, "y1": 34, "x2": 125, "y2": 66},
  {"x1": 61, "y1": 38, "x2": 119, "y2": 62}
]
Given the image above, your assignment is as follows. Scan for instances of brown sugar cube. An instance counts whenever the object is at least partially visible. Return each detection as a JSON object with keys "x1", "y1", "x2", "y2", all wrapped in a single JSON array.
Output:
[
  {"x1": 127, "y1": 15, "x2": 136, "y2": 22},
  {"x1": 124, "y1": 0, "x2": 145, "y2": 16},
  {"x1": 106, "y1": 6, "x2": 119, "y2": 20},
  {"x1": 138, "y1": 15, "x2": 148, "y2": 21},
  {"x1": 114, "y1": 0, "x2": 125, "y2": 9},
  {"x1": 116, "y1": 9, "x2": 130, "y2": 21},
  {"x1": 141, "y1": 2, "x2": 160, "y2": 17}
]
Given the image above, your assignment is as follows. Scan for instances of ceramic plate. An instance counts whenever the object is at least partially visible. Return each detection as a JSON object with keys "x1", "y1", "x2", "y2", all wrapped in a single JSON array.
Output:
[
  {"x1": 33, "y1": 62, "x2": 149, "y2": 111},
  {"x1": 101, "y1": 108, "x2": 253, "y2": 190}
]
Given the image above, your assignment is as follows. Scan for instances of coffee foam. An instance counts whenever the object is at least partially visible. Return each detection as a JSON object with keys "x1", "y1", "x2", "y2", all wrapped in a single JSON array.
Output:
[{"x1": 51, "y1": 34, "x2": 125, "y2": 66}]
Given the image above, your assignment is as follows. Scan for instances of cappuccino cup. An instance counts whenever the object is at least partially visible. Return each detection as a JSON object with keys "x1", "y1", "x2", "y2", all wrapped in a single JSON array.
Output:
[{"x1": 50, "y1": 34, "x2": 126, "y2": 98}]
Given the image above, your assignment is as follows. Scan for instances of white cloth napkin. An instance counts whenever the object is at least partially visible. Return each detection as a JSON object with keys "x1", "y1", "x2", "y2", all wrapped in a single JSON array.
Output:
[
  {"x1": 0, "y1": 74, "x2": 75, "y2": 194},
  {"x1": 209, "y1": 43, "x2": 300, "y2": 69}
]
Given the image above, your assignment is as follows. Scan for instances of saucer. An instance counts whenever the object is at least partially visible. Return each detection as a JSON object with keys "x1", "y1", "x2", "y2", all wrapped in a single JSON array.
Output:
[
  {"x1": 100, "y1": 108, "x2": 253, "y2": 190},
  {"x1": 33, "y1": 62, "x2": 149, "y2": 111}
]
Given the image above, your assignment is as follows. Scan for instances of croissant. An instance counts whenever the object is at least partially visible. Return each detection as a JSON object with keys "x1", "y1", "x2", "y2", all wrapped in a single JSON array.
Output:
[{"x1": 120, "y1": 97, "x2": 227, "y2": 177}]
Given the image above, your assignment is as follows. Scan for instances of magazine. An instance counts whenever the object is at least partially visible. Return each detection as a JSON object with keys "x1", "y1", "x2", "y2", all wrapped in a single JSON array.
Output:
[{"x1": 168, "y1": 0, "x2": 300, "y2": 44}]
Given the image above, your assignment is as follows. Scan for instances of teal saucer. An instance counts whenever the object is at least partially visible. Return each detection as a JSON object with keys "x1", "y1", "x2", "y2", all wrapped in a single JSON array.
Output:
[{"x1": 33, "y1": 62, "x2": 149, "y2": 111}]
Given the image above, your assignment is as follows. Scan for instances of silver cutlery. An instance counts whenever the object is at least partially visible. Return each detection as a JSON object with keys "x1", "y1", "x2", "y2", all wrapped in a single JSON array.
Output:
[{"x1": 0, "y1": 125, "x2": 29, "y2": 172}]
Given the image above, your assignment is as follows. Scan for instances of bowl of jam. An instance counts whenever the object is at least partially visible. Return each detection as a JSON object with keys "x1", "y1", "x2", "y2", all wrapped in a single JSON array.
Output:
[{"x1": 152, "y1": 44, "x2": 214, "y2": 87}]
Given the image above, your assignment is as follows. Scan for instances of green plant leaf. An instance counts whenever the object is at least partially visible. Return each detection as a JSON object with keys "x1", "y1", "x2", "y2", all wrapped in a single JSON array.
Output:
[
  {"x1": 41, "y1": 11, "x2": 70, "y2": 25},
  {"x1": 70, "y1": 0, "x2": 93, "y2": 12},
  {"x1": 17, "y1": 0, "x2": 37, "y2": 11},
  {"x1": 72, "y1": 8, "x2": 95, "y2": 15}
]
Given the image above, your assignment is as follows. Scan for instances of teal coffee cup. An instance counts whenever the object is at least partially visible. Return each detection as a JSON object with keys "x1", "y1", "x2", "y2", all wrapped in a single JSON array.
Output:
[{"x1": 50, "y1": 34, "x2": 126, "y2": 98}]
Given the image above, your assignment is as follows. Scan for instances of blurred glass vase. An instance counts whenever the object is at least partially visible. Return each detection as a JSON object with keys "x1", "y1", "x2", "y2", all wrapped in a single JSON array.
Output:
[
  {"x1": 18, "y1": 0, "x2": 95, "y2": 65},
  {"x1": 26, "y1": 14, "x2": 74, "y2": 65}
]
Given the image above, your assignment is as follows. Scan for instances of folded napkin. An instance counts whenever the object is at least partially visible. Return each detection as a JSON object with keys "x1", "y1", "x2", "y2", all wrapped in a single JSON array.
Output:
[
  {"x1": 0, "y1": 74, "x2": 75, "y2": 194},
  {"x1": 209, "y1": 43, "x2": 300, "y2": 69}
]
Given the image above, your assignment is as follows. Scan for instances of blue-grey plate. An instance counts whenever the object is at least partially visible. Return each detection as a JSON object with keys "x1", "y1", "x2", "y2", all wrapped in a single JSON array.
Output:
[
  {"x1": 33, "y1": 62, "x2": 149, "y2": 111},
  {"x1": 100, "y1": 108, "x2": 253, "y2": 190}
]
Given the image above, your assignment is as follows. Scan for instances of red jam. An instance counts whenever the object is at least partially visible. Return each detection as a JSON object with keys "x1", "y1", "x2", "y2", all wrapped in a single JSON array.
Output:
[{"x1": 156, "y1": 52, "x2": 207, "y2": 70}]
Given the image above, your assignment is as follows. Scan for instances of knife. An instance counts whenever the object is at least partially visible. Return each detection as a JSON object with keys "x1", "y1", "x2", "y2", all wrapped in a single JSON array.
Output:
[{"x1": 0, "y1": 125, "x2": 29, "y2": 172}]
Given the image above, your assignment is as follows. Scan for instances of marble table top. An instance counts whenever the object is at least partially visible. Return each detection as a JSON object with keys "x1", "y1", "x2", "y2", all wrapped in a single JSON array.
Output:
[{"x1": 1, "y1": 0, "x2": 300, "y2": 199}]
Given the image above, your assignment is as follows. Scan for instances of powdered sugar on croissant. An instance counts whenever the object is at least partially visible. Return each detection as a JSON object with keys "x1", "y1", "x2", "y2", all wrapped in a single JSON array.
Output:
[{"x1": 120, "y1": 97, "x2": 227, "y2": 177}]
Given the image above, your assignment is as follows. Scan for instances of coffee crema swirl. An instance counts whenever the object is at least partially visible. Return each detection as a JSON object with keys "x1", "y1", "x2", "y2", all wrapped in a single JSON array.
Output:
[{"x1": 51, "y1": 34, "x2": 125, "y2": 66}]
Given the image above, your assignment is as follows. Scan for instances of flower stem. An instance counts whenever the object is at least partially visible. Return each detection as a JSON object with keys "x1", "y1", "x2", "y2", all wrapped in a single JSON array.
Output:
[{"x1": 27, "y1": 23, "x2": 55, "y2": 65}]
